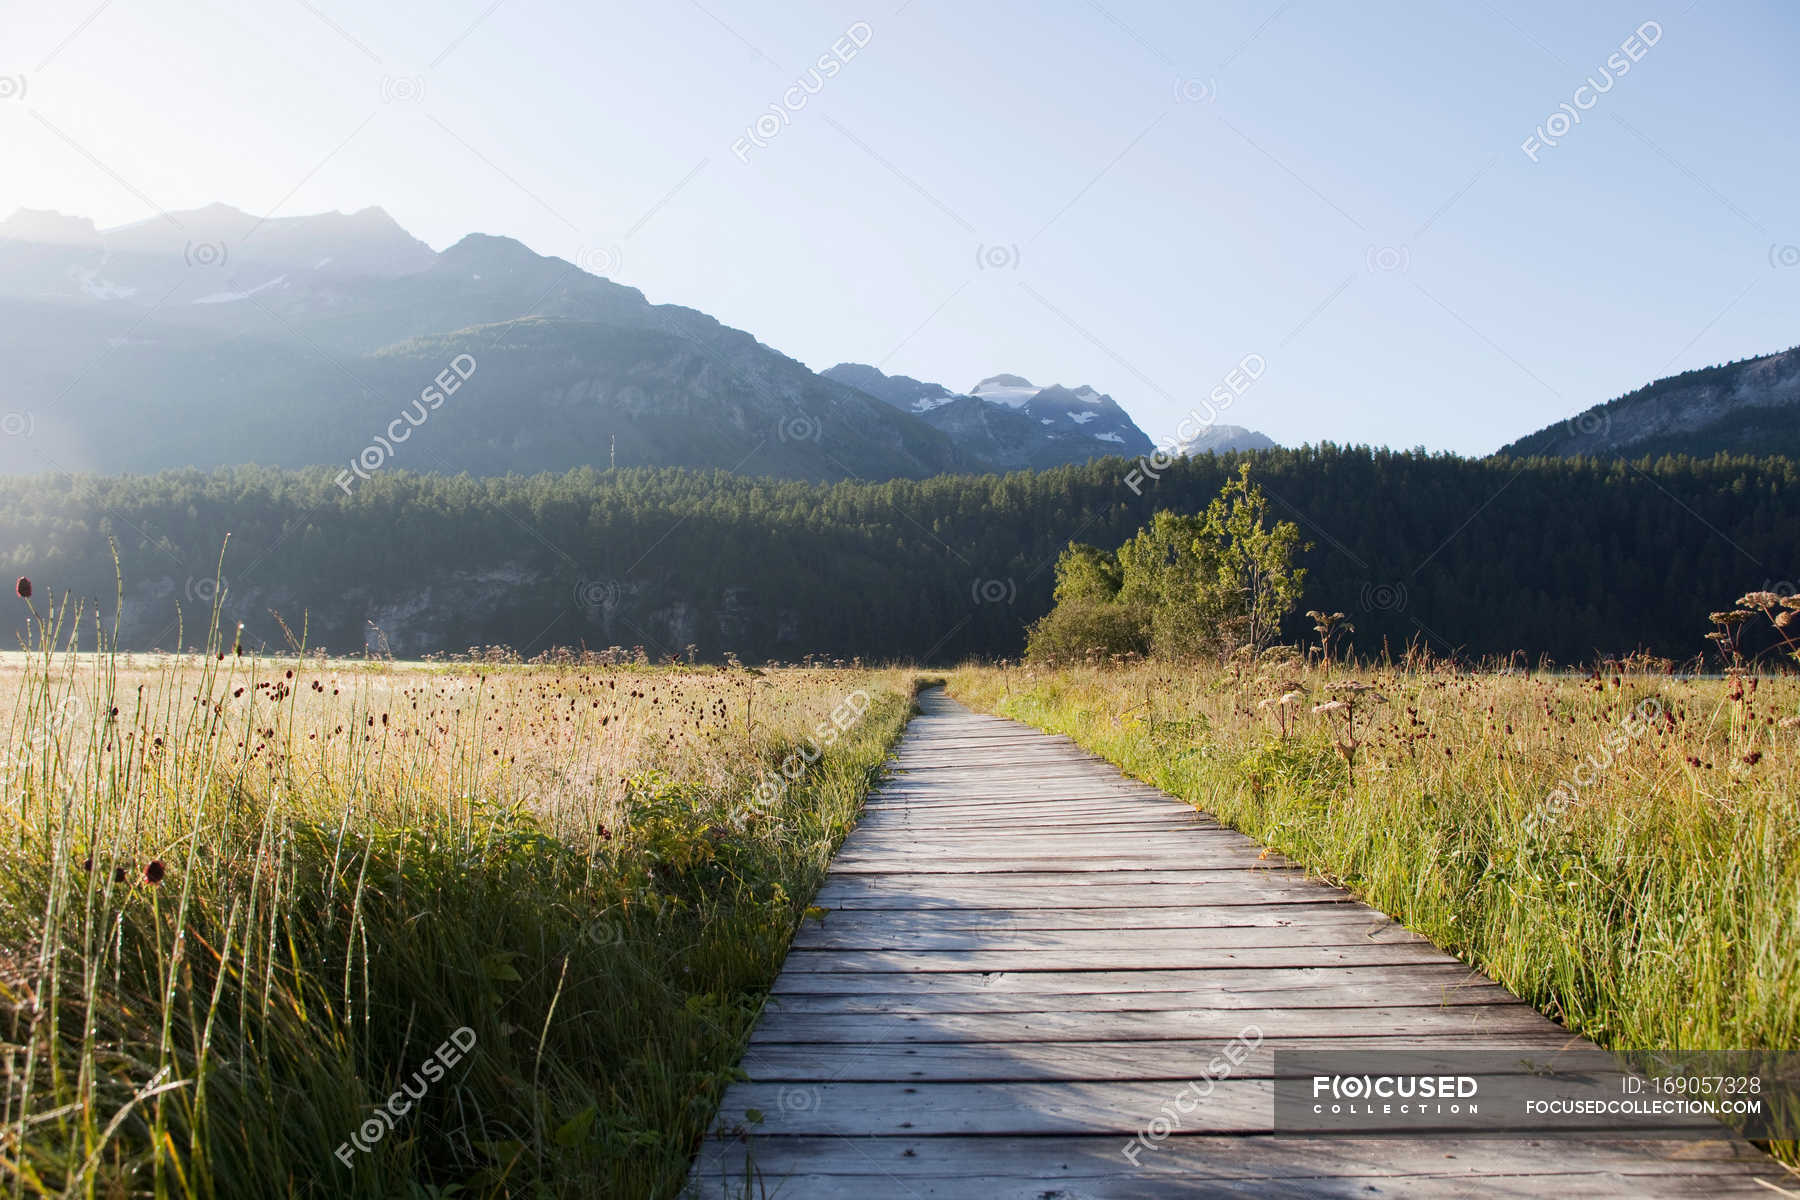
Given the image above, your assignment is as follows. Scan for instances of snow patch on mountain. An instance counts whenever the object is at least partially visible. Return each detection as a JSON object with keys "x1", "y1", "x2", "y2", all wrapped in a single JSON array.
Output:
[{"x1": 194, "y1": 275, "x2": 288, "y2": 304}]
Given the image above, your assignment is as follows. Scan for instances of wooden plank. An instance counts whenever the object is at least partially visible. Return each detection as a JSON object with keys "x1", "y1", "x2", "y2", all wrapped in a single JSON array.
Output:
[
  {"x1": 815, "y1": 867, "x2": 1315, "y2": 888},
  {"x1": 809, "y1": 880, "x2": 1382, "y2": 909},
  {"x1": 851, "y1": 816, "x2": 1212, "y2": 832},
  {"x1": 856, "y1": 800, "x2": 1183, "y2": 818},
  {"x1": 762, "y1": 976, "x2": 1517, "y2": 1012},
  {"x1": 761, "y1": 984, "x2": 1519, "y2": 1015},
  {"x1": 825, "y1": 854, "x2": 1283, "y2": 874},
  {"x1": 737, "y1": 1036, "x2": 1569, "y2": 1081},
  {"x1": 713, "y1": 1078, "x2": 1279, "y2": 1136},
  {"x1": 746, "y1": 1005, "x2": 1559, "y2": 1046},
  {"x1": 788, "y1": 920, "x2": 1421, "y2": 953},
  {"x1": 774, "y1": 964, "x2": 1504, "y2": 1000},
  {"x1": 836, "y1": 835, "x2": 1248, "y2": 852},
  {"x1": 777, "y1": 945, "x2": 1454, "y2": 972},
  {"x1": 796, "y1": 902, "x2": 1359, "y2": 932},
  {"x1": 709, "y1": 1079, "x2": 1701, "y2": 1139},
  {"x1": 844, "y1": 823, "x2": 1226, "y2": 839},
  {"x1": 686, "y1": 1136, "x2": 1783, "y2": 1200}
]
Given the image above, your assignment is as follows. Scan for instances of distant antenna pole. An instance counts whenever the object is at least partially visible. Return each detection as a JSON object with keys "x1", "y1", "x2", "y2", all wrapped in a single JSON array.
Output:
[{"x1": 610, "y1": 433, "x2": 616, "y2": 471}]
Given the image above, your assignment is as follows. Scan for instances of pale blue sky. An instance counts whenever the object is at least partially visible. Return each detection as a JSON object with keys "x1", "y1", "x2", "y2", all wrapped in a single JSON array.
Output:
[{"x1": 5, "y1": 0, "x2": 1797, "y2": 454}]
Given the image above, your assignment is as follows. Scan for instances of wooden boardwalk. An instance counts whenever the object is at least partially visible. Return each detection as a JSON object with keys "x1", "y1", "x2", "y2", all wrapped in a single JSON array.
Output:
[{"x1": 686, "y1": 688, "x2": 1778, "y2": 1197}]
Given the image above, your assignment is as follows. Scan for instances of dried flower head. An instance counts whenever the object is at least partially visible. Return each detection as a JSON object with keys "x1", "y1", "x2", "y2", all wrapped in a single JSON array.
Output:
[
  {"x1": 143, "y1": 859, "x2": 165, "y2": 886},
  {"x1": 14, "y1": 577, "x2": 29, "y2": 599}
]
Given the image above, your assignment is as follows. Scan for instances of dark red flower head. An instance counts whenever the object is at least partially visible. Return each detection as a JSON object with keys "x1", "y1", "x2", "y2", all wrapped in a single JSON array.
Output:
[
  {"x1": 143, "y1": 859, "x2": 166, "y2": 886},
  {"x1": 15, "y1": 577, "x2": 30, "y2": 599}
]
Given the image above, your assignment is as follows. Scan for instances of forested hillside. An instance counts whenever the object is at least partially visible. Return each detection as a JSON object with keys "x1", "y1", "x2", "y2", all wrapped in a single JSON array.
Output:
[{"x1": 1, "y1": 446, "x2": 1793, "y2": 663}]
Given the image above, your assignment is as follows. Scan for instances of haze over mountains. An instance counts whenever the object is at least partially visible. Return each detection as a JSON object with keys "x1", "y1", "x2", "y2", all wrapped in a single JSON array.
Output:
[
  {"x1": 0, "y1": 204, "x2": 1287, "y2": 482},
  {"x1": 5, "y1": 203, "x2": 1795, "y2": 477},
  {"x1": 0, "y1": 204, "x2": 974, "y2": 481}
]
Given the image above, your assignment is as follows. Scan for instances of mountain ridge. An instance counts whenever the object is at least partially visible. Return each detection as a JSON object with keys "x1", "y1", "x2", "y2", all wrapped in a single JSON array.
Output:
[
  {"x1": 0, "y1": 206, "x2": 973, "y2": 481},
  {"x1": 823, "y1": 362, "x2": 1157, "y2": 470},
  {"x1": 1498, "y1": 344, "x2": 1800, "y2": 459}
]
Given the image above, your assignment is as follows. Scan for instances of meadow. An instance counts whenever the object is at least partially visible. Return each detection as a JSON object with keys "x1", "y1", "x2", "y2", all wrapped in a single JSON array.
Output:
[
  {"x1": 9, "y1": 571, "x2": 1800, "y2": 1196},
  {"x1": 949, "y1": 658, "x2": 1800, "y2": 1068},
  {"x1": 0, "y1": 593, "x2": 917, "y2": 1198}
]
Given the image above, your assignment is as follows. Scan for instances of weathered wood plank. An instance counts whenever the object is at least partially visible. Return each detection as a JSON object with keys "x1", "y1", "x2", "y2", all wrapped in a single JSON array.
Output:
[
  {"x1": 788, "y1": 920, "x2": 1420, "y2": 953},
  {"x1": 766, "y1": 964, "x2": 1512, "y2": 1007},
  {"x1": 816, "y1": 867, "x2": 1315, "y2": 888},
  {"x1": 736, "y1": 1036, "x2": 1564, "y2": 1081},
  {"x1": 708, "y1": 1079, "x2": 1694, "y2": 1139},
  {"x1": 763, "y1": 978, "x2": 1516, "y2": 1013},
  {"x1": 745, "y1": 1005, "x2": 1559, "y2": 1045},
  {"x1": 778, "y1": 944, "x2": 1453, "y2": 972},
  {"x1": 797, "y1": 902, "x2": 1357, "y2": 930},
  {"x1": 825, "y1": 854, "x2": 1285, "y2": 874},
  {"x1": 810, "y1": 879, "x2": 1339, "y2": 909},
  {"x1": 768, "y1": 962, "x2": 1504, "y2": 997},
  {"x1": 685, "y1": 1135, "x2": 1783, "y2": 1200}
]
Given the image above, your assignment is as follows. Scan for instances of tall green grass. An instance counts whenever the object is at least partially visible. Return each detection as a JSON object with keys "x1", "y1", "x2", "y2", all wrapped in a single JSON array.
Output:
[
  {"x1": 951, "y1": 662, "x2": 1800, "y2": 1155},
  {"x1": 1, "y1": 588, "x2": 915, "y2": 1197}
]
